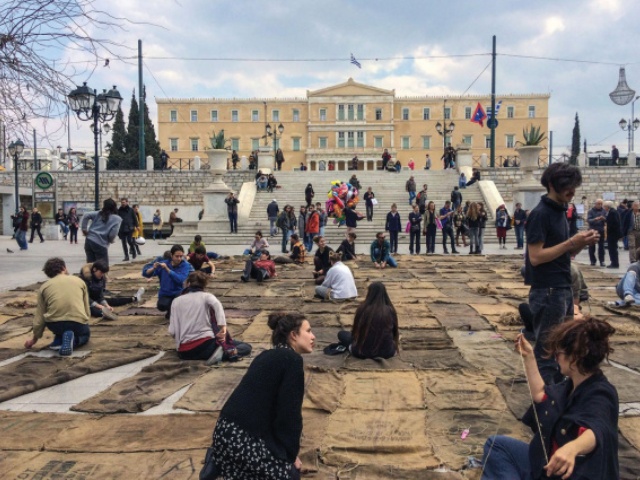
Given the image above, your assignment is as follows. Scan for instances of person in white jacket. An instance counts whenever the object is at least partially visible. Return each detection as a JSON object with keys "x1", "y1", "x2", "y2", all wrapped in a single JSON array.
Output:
[{"x1": 314, "y1": 251, "x2": 358, "y2": 300}]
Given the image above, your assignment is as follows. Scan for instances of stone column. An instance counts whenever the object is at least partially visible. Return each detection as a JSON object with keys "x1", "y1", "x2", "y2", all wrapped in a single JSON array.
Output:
[
  {"x1": 258, "y1": 145, "x2": 274, "y2": 172},
  {"x1": 146, "y1": 156, "x2": 154, "y2": 171},
  {"x1": 193, "y1": 156, "x2": 201, "y2": 171},
  {"x1": 456, "y1": 146, "x2": 473, "y2": 180}
]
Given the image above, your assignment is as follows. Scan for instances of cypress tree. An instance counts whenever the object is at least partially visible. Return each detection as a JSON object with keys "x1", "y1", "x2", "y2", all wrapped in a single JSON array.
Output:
[
  {"x1": 107, "y1": 105, "x2": 127, "y2": 169},
  {"x1": 124, "y1": 90, "x2": 139, "y2": 169},
  {"x1": 570, "y1": 113, "x2": 580, "y2": 165}
]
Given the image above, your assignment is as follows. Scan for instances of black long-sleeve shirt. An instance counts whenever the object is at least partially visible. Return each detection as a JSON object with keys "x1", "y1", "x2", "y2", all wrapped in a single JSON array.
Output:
[{"x1": 220, "y1": 347, "x2": 304, "y2": 462}]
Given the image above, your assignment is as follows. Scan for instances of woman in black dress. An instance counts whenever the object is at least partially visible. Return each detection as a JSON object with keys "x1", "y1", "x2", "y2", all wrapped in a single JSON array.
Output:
[{"x1": 202, "y1": 313, "x2": 315, "y2": 480}]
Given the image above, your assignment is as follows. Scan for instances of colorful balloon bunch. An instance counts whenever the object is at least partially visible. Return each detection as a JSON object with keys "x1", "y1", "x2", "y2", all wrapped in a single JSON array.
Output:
[{"x1": 326, "y1": 180, "x2": 359, "y2": 226}]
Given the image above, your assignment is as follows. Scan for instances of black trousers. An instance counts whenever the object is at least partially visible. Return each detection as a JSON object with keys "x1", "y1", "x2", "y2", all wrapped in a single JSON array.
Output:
[
  {"x1": 588, "y1": 233, "x2": 605, "y2": 264},
  {"x1": 30, "y1": 226, "x2": 44, "y2": 242},
  {"x1": 442, "y1": 225, "x2": 455, "y2": 251},
  {"x1": 120, "y1": 233, "x2": 136, "y2": 259},
  {"x1": 389, "y1": 230, "x2": 399, "y2": 253},
  {"x1": 607, "y1": 237, "x2": 619, "y2": 267}
]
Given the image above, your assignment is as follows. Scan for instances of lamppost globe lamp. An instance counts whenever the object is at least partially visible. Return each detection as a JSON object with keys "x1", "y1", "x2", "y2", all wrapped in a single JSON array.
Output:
[
  {"x1": 68, "y1": 82, "x2": 122, "y2": 210},
  {"x1": 8, "y1": 139, "x2": 24, "y2": 214}
]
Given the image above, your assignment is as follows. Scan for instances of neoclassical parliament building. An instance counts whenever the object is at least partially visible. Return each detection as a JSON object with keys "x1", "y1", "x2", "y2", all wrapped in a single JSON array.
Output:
[{"x1": 156, "y1": 78, "x2": 549, "y2": 171}]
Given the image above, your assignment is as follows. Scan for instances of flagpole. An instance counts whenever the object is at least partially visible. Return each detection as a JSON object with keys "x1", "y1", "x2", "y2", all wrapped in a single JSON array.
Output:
[{"x1": 490, "y1": 35, "x2": 497, "y2": 168}]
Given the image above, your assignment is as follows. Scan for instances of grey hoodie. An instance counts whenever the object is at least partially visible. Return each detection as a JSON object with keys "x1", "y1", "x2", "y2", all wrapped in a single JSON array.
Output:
[{"x1": 81, "y1": 210, "x2": 123, "y2": 248}]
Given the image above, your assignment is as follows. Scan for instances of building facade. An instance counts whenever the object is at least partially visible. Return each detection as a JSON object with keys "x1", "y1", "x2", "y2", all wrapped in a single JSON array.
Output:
[{"x1": 156, "y1": 78, "x2": 549, "y2": 171}]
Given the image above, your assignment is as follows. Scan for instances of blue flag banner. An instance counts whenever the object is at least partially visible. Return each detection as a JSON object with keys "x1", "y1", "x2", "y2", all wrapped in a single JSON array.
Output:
[
  {"x1": 471, "y1": 102, "x2": 487, "y2": 127},
  {"x1": 350, "y1": 53, "x2": 361, "y2": 69},
  {"x1": 487, "y1": 100, "x2": 503, "y2": 120}
]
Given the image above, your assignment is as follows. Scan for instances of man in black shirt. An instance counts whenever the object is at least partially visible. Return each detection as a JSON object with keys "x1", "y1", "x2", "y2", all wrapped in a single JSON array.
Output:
[
  {"x1": 512, "y1": 202, "x2": 527, "y2": 249},
  {"x1": 524, "y1": 163, "x2": 599, "y2": 383}
]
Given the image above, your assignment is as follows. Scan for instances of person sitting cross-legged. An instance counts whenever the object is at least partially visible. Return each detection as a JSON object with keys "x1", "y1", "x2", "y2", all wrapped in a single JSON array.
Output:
[
  {"x1": 336, "y1": 282, "x2": 398, "y2": 359},
  {"x1": 142, "y1": 244, "x2": 194, "y2": 319},
  {"x1": 315, "y1": 251, "x2": 357, "y2": 301},
  {"x1": 79, "y1": 260, "x2": 145, "y2": 321},
  {"x1": 240, "y1": 250, "x2": 277, "y2": 283},
  {"x1": 313, "y1": 235, "x2": 333, "y2": 284},
  {"x1": 24, "y1": 257, "x2": 91, "y2": 356},
  {"x1": 169, "y1": 271, "x2": 251, "y2": 365},
  {"x1": 289, "y1": 233, "x2": 306, "y2": 265},
  {"x1": 611, "y1": 248, "x2": 640, "y2": 306},
  {"x1": 187, "y1": 246, "x2": 216, "y2": 276}
]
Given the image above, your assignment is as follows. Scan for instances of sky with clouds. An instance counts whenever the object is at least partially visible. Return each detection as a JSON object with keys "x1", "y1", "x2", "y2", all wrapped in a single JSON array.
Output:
[{"x1": 51, "y1": 0, "x2": 639, "y2": 154}]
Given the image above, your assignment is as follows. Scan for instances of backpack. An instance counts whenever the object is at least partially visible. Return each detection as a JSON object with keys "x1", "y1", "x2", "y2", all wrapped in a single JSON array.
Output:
[
  {"x1": 276, "y1": 212, "x2": 287, "y2": 230},
  {"x1": 153, "y1": 216, "x2": 161, "y2": 225}
]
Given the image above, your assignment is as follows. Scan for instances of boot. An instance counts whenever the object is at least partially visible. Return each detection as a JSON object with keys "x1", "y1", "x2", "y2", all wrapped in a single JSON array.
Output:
[{"x1": 470, "y1": 246, "x2": 474, "y2": 254}]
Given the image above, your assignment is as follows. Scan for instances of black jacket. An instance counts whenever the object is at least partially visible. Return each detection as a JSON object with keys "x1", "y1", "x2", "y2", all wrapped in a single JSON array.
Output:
[
  {"x1": 30, "y1": 212, "x2": 42, "y2": 228},
  {"x1": 606, "y1": 208, "x2": 622, "y2": 241},
  {"x1": 117, "y1": 205, "x2": 138, "y2": 235}
]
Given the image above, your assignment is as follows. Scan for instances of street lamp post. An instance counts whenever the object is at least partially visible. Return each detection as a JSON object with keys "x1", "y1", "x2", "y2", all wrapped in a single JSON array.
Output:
[
  {"x1": 8, "y1": 140, "x2": 25, "y2": 214},
  {"x1": 90, "y1": 122, "x2": 111, "y2": 157},
  {"x1": 68, "y1": 82, "x2": 122, "y2": 211},
  {"x1": 265, "y1": 122, "x2": 285, "y2": 168},
  {"x1": 619, "y1": 95, "x2": 640, "y2": 154},
  {"x1": 435, "y1": 100, "x2": 455, "y2": 160}
]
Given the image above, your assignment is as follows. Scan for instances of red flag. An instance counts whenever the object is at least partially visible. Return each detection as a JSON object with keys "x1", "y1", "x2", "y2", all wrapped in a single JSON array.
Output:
[{"x1": 471, "y1": 102, "x2": 487, "y2": 127}]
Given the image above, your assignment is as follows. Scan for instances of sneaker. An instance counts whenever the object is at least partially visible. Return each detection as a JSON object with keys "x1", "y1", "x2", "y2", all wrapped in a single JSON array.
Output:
[
  {"x1": 134, "y1": 287, "x2": 145, "y2": 303},
  {"x1": 624, "y1": 294, "x2": 635, "y2": 305},
  {"x1": 206, "y1": 346, "x2": 224, "y2": 366},
  {"x1": 101, "y1": 309, "x2": 118, "y2": 321},
  {"x1": 48, "y1": 336, "x2": 62, "y2": 350},
  {"x1": 123, "y1": 257, "x2": 130, "y2": 262},
  {"x1": 59, "y1": 331, "x2": 75, "y2": 356}
]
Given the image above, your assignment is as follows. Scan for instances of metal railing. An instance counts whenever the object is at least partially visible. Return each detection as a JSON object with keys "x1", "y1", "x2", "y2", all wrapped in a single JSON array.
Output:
[{"x1": 471, "y1": 154, "x2": 639, "y2": 169}]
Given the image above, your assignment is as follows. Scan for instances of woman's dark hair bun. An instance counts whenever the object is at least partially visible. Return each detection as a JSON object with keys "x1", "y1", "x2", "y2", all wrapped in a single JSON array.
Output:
[
  {"x1": 267, "y1": 312, "x2": 286, "y2": 331},
  {"x1": 585, "y1": 317, "x2": 616, "y2": 340}
]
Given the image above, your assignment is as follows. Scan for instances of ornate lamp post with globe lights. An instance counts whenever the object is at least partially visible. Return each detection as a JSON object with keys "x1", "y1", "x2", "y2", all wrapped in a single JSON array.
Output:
[
  {"x1": 8, "y1": 139, "x2": 25, "y2": 214},
  {"x1": 265, "y1": 122, "x2": 284, "y2": 169},
  {"x1": 67, "y1": 82, "x2": 122, "y2": 210}
]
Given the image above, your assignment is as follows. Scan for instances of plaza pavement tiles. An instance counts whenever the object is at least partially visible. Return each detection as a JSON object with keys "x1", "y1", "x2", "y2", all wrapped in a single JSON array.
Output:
[{"x1": 0, "y1": 254, "x2": 639, "y2": 479}]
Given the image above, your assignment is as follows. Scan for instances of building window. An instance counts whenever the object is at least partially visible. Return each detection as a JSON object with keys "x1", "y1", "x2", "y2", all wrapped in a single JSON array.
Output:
[
  {"x1": 402, "y1": 108, "x2": 409, "y2": 121},
  {"x1": 211, "y1": 110, "x2": 218, "y2": 122},
  {"x1": 190, "y1": 110, "x2": 198, "y2": 122},
  {"x1": 347, "y1": 104, "x2": 355, "y2": 121},
  {"x1": 357, "y1": 131, "x2": 364, "y2": 148},
  {"x1": 190, "y1": 138, "x2": 199, "y2": 151},
  {"x1": 357, "y1": 104, "x2": 364, "y2": 120},
  {"x1": 251, "y1": 138, "x2": 259, "y2": 150},
  {"x1": 319, "y1": 137, "x2": 328, "y2": 149},
  {"x1": 485, "y1": 136, "x2": 491, "y2": 148},
  {"x1": 528, "y1": 106, "x2": 536, "y2": 118},
  {"x1": 375, "y1": 108, "x2": 382, "y2": 120},
  {"x1": 347, "y1": 131, "x2": 355, "y2": 148},
  {"x1": 374, "y1": 136, "x2": 383, "y2": 148},
  {"x1": 506, "y1": 134, "x2": 515, "y2": 148},
  {"x1": 170, "y1": 110, "x2": 177, "y2": 122},
  {"x1": 445, "y1": 135, "x2": 451, "y2": 146},
  {"x1": 170, "y1": 138, "x2": 178, "y2": 151},
  {"x1": 464, "y1": 107, "x2": 472, "y2": 120},
  {"x1": 422, "y1": 136, "x2": 431, "y2": 149},
  {"x1": 252, "y1": 110, "x2": 259, "y2": 122},
  {"x1": 231, "y1": 110, "x2": 239, "y2": 122},
  {"x1": 319, "y1": 108, "x2": 327, "y2": 121},
  {"x1": 463, "y1": 135, "x2": 472, "y2": 146},
  {"x1": 338, "y1": 105, "x2": 345, "y2": 121},
  {"x1": 292, "y1": 109, "x2": 300, "y2": 122},
  {"x1": 272, "y1": 110, "x2": 280, "y2": 122},
  {"x1": 231, "y1": 138, "x2": 239, "y2": 151},
  {"x1": 292, "y1": 138, "x2": 301, "y2": 151},
  {"x1": 444, "y1": 107, "x2": 451, "y2": 120},
  {"x1": 338, "y1": 132, "x2": 345, "y2": 148},
  {"x1": 423, "y1": 108, "x2": 430, "y2": 120},
  {"x1": 507, "y1": 106, "x2": 514, "y2": 118},
  {"x1": 402, "y1": 136, "x2": 410, "y2": 149}
]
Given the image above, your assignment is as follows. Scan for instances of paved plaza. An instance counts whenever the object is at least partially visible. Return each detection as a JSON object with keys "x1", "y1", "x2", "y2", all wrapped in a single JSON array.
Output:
[{"x1": 0, "y1": 236, "x2": 639, "y2": 479}]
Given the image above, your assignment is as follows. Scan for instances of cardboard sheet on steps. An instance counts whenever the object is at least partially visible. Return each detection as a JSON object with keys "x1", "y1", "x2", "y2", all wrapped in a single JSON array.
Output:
[
  {"x1": 0, "y1": 348, "x2": 157, "y2": 403},
  {"x1": 72, "y1": 351, "x2": 209, "y2": 413}
]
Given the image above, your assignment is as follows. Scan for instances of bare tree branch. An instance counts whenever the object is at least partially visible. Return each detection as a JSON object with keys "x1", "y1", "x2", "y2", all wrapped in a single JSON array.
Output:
[{"x1": 0, "y1": 0, "x2": 146, "y2": 143}]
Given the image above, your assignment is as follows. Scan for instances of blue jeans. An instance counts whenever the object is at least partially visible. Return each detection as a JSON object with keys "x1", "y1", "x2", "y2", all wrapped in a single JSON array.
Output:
[
  {"x1": 482, "y1": 435, "x2": 531, "y2": 480},
  {"x1": 258, "y1": 181, "x2": 267, "y2": 190},
  {"x1": 372, "y1": 248, "x2": 397, "y2": 267},
  {"x1": 305, "y1": 233, "x2": 316, "y2": 253},
  {"x1": 15, "y1": 229, "x2": 27, "y2": 249},
  {"x1": 269, "y1": 217, "x2": 277, "y2": 236},
  {"x1": 515, "y1": 224, "x2": 525, "y2": 248},
  {"x1": 442, "y1": 225, "x2": 455, "y2": 252},
  {"x1": 408, "y1": 191, "x2": 416, "y2": 205},
  {"x1": 228, "y1": 212, "x2": 237, "y2": 233},
  {"x1": 46, "y1": 321, "x2": 91, "y2": 349},
  {"x1": 529, "y1": 286, "x2": 573, "y2": 384},
  {"x1": 616, "y1": 271, "x2": 640, "y2": 304},
  {"x1": 389, "y1": 230, "x2": 399, "y2": 253},
  {"x1": 282, "y1": 229, "x2": 293, "y2": 253},
  {"x1": 57, "y1": 221, "x2": 69, "y2": 235}
]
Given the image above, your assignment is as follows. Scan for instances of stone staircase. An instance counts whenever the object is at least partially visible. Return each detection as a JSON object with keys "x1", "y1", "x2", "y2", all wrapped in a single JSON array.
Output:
[{"x1": 169, "y1": 169, "x2": 498, "y2": 248}]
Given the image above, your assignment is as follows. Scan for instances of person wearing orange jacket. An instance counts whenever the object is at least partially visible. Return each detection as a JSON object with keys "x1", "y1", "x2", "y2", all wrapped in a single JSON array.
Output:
[{"x1": 304, "y1": 203, "x2": 320, "y2": 253}]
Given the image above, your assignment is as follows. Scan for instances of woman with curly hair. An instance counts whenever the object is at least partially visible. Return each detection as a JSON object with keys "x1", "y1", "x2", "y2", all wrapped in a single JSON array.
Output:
[{"x1": 482, "y1": 318, "x2": 619, "y2": 480}]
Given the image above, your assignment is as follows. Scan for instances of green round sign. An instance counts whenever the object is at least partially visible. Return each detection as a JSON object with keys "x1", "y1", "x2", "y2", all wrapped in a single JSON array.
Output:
[{"x1": 34, "y1": 172, "x2": 54, "y2": 190}]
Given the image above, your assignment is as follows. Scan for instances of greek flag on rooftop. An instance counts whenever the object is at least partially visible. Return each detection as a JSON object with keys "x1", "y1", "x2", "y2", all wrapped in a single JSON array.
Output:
[{"x1": 350, "y1": 53, "x2": 361, "y2": 69}]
